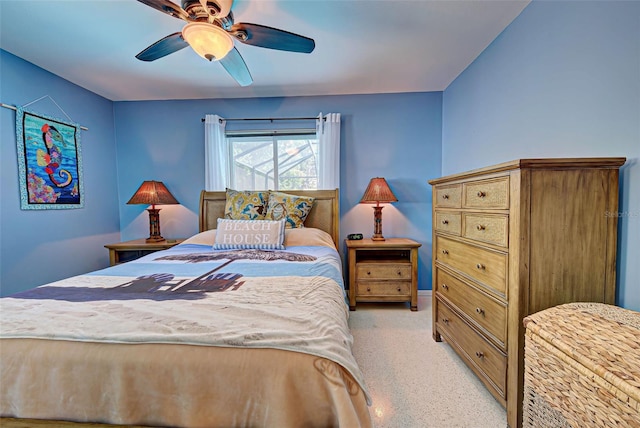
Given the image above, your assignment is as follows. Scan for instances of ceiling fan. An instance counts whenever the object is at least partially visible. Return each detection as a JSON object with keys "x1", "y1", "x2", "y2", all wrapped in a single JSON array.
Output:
[{"x1": 135, "y1": 0, "x2": 316, "y2": 87}]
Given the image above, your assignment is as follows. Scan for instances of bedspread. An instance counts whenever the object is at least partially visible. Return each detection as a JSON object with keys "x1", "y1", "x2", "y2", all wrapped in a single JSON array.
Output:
[{"x1": 0, "y1": 243, "x2": 371, "y2": 427}]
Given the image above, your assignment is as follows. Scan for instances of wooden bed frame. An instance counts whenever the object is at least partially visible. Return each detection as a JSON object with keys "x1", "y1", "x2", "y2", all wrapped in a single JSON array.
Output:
[
  {"x1": 199, "y1": 189, "x2": 340, "y2": 247},
  {"x1": 2, "y1": 189, "x2": 342, "y2": 428}
]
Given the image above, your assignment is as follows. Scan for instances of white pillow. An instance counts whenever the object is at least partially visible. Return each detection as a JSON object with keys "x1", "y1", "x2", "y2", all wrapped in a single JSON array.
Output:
[
  {"x1": 180, "y1": 229, "x2": 217, "y2": 246},
  {"x1": 284, "y1": 228, "x2": 336, "y2": 249},
  {"x1": 213, "y1": 218, "x2": 286, "y2": 250}
]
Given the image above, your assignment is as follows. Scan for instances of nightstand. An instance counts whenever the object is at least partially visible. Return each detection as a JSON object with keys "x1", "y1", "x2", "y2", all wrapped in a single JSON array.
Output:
[
  {"x1": 346, "y1": 238, "x2": 421, "y2": 311},
  {"x1": 105, "y1": 238, "x2": 184, "y2": 266}
]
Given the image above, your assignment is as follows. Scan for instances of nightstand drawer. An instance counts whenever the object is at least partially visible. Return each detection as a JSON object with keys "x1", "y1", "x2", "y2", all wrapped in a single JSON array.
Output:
[
  {"x1": 463, "y1": 177, "x2": 509, "y2": 209},
  {"x1": 435, "y1": 184, "x2": 462, "y2": 208},
  {"x1": 357, "y1": 281, "x2": 411, "y2": 296},
  {"x1": 437, "y1": 301, "x2": 506, "y2": 398},
  {"x1": 435, "y1": 212, "x2": 462, "y2": 235},
  {"x1": 436, "y1": 268, "x2": 507, "y2": 348},
  {"x1": 463, "y1": 214, "x2": 509, "y2": 247},
  {"x1": 356, "y1": 263, "x2": 411, "y2": 280},
  {"x1": 436, "y1": 236, "x2": 507, "y2": 297}
]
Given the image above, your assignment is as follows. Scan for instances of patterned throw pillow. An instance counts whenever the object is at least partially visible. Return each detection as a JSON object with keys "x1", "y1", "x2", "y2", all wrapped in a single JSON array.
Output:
[
  {"x1": 224, "y1": 189, "x2": 269, "y2": 220},
  {"x1": 213, "y1": 218, "x2": 285, "y2": 250},
  {"x1": 265, "y1": 191, "x2": 315, "y2": 229}
]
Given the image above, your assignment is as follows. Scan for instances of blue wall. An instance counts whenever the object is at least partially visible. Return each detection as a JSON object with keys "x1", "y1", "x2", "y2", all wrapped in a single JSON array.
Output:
[
  {"x1": 3, "y1": 0, "x2": 638, "y2": 304},
  {"x1": 0, "y1": 50, "x2": 121, "y2": 296},
  {"x1": 113, "y1": 93, "x2": 443, "y2": 290},
  {"x1": 442, "y1": 1, "x2": 640, "y2": 310}
]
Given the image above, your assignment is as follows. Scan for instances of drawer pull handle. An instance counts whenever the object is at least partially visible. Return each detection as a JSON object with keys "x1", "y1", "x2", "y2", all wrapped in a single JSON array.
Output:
[
  {"x1": 476, "y1": 263, "x2": 485, "y2": 270},
  {"x1": 397, "y1": 287, "x2": 402, "y2": 292},
  {"x1": 397, "y1": 271, "x2": 402, "y2": 276},
  {"x1": 442, "y1": 250, "x2": 449, "y2": 255},
  {"x1": 475, "y1": 351, "x2": 485, "y2": 359},
  {"x1": 442, "y1": 220, "x2": 449, "y2": 225},
  {"x1": 475, "y1": 307, "x2": 485, "y2": 315},
  {"x1": 441, "y1": 283, "x2": 449, "y2": 290},
  {"x1": 442, "y1": 194, "x2": 449, "y2": 200},
  {"x1": 442, "y1": 318, "x2": 449, "y2": 324},
  {"x1": 476, "y1": 224, "x2": 486, "y2": 231},
  {"x1": 477, "y1": 191, "x2": 486, "y2": 198},
  {"x1": 367, "y1": 271, "x2": 371, "y2": 275},
  {"x1": 367, "y1": 287, "x2": 371, "y2": 292}
]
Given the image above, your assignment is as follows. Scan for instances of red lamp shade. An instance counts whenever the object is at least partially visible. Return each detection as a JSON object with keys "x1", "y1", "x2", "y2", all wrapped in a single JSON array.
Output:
[
  {"x1": 127, "y1": 181, "x2": 179, "y2": 243},
  {"x1": 359, "y1": 177, "x2": 397, "y2": 241},
  {"x1": 359, "y1": 177, "x2": 398, "y2": 205}
]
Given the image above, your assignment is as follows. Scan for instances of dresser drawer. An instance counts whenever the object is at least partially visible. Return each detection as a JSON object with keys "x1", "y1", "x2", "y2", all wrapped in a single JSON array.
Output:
[
  {"x1": 463, "y1": 177, "x2": 509, "y2": 209},
  {"x1": 435, "y1": 212, "x2": 462, "y2": 235},
  {"x1": 435, "y1": 184, "x2": 462, "y2": 208},
  {"x1": 436, "y1": 236, "x2": 507, "y2": 297},
  {"x1": 437, "y1": 301, "x2": 506, "y2": 398},
  {"x1": 356, "y1": 263, "x2": 411, "y2": 280},
  {"x1": 357, "y1": 281, "x2": 411, "y2": 296},
  {"x1": 463, "y1": 214, "x2": 509, "y2": 247},
  {"x1": 436, "y1": 268, "x2": 507, "y2": 347}
]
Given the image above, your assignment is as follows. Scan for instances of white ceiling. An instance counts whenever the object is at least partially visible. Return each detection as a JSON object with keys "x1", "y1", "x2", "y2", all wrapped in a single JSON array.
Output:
[{"x1": 0, "y1": 0, "x2": 530, "y2": 102}]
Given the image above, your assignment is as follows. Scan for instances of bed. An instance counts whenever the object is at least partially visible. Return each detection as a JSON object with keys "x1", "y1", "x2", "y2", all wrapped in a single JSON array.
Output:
[{"x1": 0, "y1": 189, "x2": 372, "y2": 428}]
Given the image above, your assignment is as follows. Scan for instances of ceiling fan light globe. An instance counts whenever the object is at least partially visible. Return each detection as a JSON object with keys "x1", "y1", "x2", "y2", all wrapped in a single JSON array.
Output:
[{"x1": 182, "y1": 22, "x2": 233, "y2": 61}]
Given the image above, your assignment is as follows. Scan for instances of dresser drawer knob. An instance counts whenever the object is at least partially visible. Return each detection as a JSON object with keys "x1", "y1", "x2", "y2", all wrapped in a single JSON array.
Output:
[
  {"x1": 442, "y1": 249, "x2": 449, "y2": 255},
  {"x1": 442, "y1": 220, "x2": 449, "y2": 225},
  {"x1": 476, "y1": 263, "x2": 485, "y2": 270},
  {"x1": 442, "y1": 318, "x2": 449, "y2": 324},
  {"x1": 475, "y1": 351, "x2": 485, "y2": 359},
  {"x1": 475, "y1": 307, "x2": 485, "y2": 315},
  {"x1": 367, "y1": 287, "x2": 371, "y2": 292},
  {"x1": 442, "y1": 194, "x2": 449, "y2": 199},
  {"x1": 397, "y1": 287, "x2": 402, "y2": 292},
  {"x1": 476, "y1": 224, "x2": 486, "y2": 231},
  {"x1": 367, "y1": 271, "x2": 371, "y2": 275},
  {"x1": 477, "y1": 191, "x2": 486, "y2": 198},
  {"x1": 397, "y1": 271, "x2": 402, "y2": 276},
  {"x1": 441, "y1": 283, "x2": 449, "y2": 290}
]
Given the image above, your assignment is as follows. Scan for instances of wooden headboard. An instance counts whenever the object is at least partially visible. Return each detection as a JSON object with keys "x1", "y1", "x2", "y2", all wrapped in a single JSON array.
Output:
[{"x1": 199, "y1": 189, "x2": 340, "y2": 246}]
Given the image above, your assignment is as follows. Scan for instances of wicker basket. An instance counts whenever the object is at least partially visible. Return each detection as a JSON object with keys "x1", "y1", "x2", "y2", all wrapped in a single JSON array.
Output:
[{"x1": 522, "y1": 302, "x2": 640, "y2": 428}]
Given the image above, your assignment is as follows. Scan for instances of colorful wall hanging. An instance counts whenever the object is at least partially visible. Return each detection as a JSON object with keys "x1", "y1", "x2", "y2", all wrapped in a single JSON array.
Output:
[{"x1": 15, "y1": 107, "x2": 84, "y2": 209}]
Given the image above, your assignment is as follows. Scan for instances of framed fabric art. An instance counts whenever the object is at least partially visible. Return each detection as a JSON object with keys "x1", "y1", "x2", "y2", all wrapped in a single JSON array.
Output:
[{"x1": 15, "y1": 107, "x2": 84, "y2": 209}]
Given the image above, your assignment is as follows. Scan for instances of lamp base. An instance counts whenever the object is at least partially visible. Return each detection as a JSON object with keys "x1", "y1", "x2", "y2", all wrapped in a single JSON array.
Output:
[
  {"x1": 146, "y1": 208, "x2": 165, "y2": 243},
  {"x1": 371, "y1": 206, "x2": 386, "y2": 241}
]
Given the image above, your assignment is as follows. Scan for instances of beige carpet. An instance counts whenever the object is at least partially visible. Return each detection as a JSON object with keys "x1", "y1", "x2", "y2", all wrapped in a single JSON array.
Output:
[{"x1": 348, "y1": 294, "x2": 507, "y2": 428}]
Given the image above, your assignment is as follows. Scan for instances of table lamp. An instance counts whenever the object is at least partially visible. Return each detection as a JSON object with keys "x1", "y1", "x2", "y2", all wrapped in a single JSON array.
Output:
[
  {"x1": 127, "y1": 180, "x2": 179, "y2": 243},
  {"x1": 359, "y1": 177, "x2": 398, "y2": 241}
]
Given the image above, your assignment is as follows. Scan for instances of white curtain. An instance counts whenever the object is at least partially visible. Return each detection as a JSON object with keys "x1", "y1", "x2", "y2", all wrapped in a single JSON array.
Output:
[
  {"x1": 204, "y1": 114, "x2": 228, "y2": 191},
  {"x1": 317, "y1": 112, "x2": 341, "y2": 189}
]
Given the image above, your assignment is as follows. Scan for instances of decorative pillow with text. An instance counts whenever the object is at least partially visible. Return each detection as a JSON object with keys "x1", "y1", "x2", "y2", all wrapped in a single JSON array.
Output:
[{"x1": 213, "y1": 218, "x2": 286, "y2": 250}]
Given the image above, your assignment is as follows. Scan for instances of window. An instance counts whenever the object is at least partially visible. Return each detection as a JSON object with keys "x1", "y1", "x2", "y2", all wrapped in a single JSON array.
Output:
[
  {"x1": 227, "y1": 133, "x2": 319, "y2": 190},
  {"x1": 204, "y1": 113, "x2": 340, "y2": 191}
]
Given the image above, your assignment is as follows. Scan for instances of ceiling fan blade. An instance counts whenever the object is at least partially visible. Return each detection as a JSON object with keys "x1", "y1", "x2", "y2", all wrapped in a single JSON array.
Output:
[
  {"x1": 219, "y1": 47, "x2": 253, "y2": 86},
  {"x1": 136, "y1": 0, "x2": 190, "y2": 21},
  {"x1": 136, "y1": 32, "x2": 189, "y2": 61},
  {"x1": 230, "y1": 23, "x2": 315, "y2": 53}
]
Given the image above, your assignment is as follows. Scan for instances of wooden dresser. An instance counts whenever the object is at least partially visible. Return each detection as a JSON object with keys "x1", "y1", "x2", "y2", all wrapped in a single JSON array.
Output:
[{"x1": 429, "y1": 158, "x2": 626, "y2": 428}]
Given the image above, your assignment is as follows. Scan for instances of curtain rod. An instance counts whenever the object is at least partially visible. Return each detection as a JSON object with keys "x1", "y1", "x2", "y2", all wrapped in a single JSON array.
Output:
[
  {"x1": 201, "y1": 116, "x2": 324, "y2": 123},
  {"x1": 1, "y1": 102, "x2": 89, "y2": 131}
]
